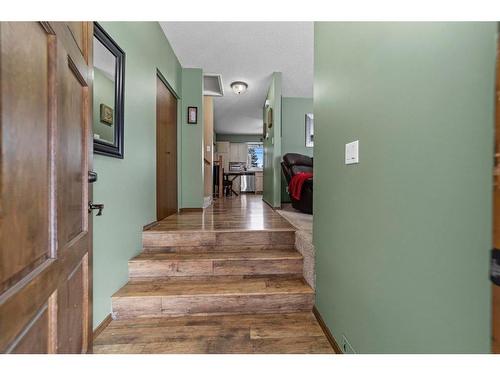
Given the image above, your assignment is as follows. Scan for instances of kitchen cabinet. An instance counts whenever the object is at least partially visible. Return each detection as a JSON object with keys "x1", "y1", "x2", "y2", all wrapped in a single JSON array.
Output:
[
  {"x1": 215, "y1": 141, "x2": 230, "y2": 171},
  {"x1": 229, "y1": 143, "x2": 248, "y2": 164},
  {"x1": 255, "y1": 171, "x2": 263, "y2": 193}
]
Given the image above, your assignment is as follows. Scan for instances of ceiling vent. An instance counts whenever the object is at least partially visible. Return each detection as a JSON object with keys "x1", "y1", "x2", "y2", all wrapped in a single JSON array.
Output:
[{"x1": 203, "y1": 74, "x2": 224, "y2": 97}]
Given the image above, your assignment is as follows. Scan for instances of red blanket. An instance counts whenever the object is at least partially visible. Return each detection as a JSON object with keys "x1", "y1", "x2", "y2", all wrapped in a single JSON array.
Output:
[{"x1": 289, "y1": 172, "x2": 313, "y2": 201}]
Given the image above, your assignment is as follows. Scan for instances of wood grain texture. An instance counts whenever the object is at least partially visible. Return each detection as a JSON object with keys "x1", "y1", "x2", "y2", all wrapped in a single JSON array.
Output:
[
  {"x1": 9, "y1": 307, "x2": 49, "y2": 353},
  {"x1": 147, "y1": 194, "x2": 294, "y2": 233},
  {"x1": 0, "y1": 22, "x2": 51, "y2": 293},
  {"x1": 129, "y1": 250, "x2": 303, "y2": 278},
  {"x1": 98, "y1": 194, "x2": 330, "y2": 353},
  {"x1": 93, "y1": 312, "x2": 334, "y2": 354},
  {"x1": 112, "y1": 276, "x2": 314, "y2": 319},
  {"x1": 203, "y1": 96, "x2": 213, "y2": 198},
  {"x1": 93, "y1": 314, "x2": 113, "y2": 340},
  {"x1": 0, "y1": 21, "x2": 93, "y2": 354},
  {"x1": 156, "y1": 75, "x2": 178, "y2": 221}
]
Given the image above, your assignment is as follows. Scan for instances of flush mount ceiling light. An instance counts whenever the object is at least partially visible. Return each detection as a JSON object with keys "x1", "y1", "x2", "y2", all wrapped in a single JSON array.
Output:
[{"x1": 230, "y1": 81, "x2": 248, "y2": 95}]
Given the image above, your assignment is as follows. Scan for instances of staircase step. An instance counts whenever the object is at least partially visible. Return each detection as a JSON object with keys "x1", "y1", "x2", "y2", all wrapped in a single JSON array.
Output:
[
  {"x1": 129, "y1": 249, "x2": 303, "y2": 279},
  {"x1": 112, "y1": 276, "x2": 314, "y2": 319},
  {"x1": 142, "y1": 229, "x2": 295, "y2": 250}
]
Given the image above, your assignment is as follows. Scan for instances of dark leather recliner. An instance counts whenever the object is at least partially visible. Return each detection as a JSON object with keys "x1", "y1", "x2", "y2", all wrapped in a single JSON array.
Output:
[{"x1": 281, "y1": 153, "x2": 313, "y2": 214}]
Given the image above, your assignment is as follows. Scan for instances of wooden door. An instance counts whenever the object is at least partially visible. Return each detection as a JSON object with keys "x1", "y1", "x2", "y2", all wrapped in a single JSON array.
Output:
[
  {"x1": 203, "y1": 96, "x2": 214, "y2": 199},
  {"x1": 156, "y1": 74, "x2": 178, "y2": 220},
  {"x1": 493, "y1": 37, "x2": 500, "y2": 355},
  {"x1": 0, "y1": 22, "x2": 93, "y2": 353}
]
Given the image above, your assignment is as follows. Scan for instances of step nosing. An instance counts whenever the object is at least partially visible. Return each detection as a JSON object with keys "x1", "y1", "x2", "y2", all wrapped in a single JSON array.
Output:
[
  {"x1": 144, "y1": 228, "x2": 296, "y2": 234},
  {"x1": 129, "y1": 255, "x2": 303, "y2": 262},
  {"x1": 113, "y1": 290, "x2": 314, "y2": 298}
]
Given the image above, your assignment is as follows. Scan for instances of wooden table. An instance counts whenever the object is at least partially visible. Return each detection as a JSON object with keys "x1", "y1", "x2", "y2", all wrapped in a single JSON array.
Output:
[{"x1": 224, "y1": 171, "x2": 256, "y2": 196}]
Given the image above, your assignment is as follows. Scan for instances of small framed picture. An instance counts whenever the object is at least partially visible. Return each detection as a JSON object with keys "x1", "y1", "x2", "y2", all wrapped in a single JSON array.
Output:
[
  {"x1": 188, "y1": 106, "x2": 198, "y2": 124},
  {"x1": 267, "y1": 107, "x2": 273, "y2": 128},
  {"x1": 100, "y1": 104, "x2": 113, "y2": 125},
  {"x1": 305, "y1": 113, "x2": 314, "y2": 147}
]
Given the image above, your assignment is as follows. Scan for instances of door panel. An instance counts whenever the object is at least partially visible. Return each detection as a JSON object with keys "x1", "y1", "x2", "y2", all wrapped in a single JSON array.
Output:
[
  {"x1": 0, "y1": 21, "x2": 93, "y2": 354},
  {"x1": 57, "y1": 53, "x2": 86, "y2": 247},
  {"x1": 10, "y1": 306, "x2": 50, "y2": 354},
  {"x1": 66, "y1": 22, "x2": 85, "y2": 55},
  {"x1": 0, "y1": 22, "x2": 52, "y2": 294},
  {"x1": 57, "y1": 262, "x2": 84, "y2": 353},
  {"x1": 156, "y1": 75, "x2": 178, "y2": 220}
]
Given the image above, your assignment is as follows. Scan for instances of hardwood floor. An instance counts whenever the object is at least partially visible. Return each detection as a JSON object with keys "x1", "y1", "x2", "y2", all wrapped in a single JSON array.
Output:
[
  {"x1": 146, "y1": 194, "x2": 294, "y2": 233},
  {"x1": 94, "y1": 195, "x2": 334, "y2": 354},
  {"x1": 94, "y1": 312, "x2": 333, "y2": 354}
]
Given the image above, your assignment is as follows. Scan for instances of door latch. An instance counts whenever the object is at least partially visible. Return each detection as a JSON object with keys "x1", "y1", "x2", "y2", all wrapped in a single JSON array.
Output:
[
  {"x1": 491, "y1": 249, "x2": 500, "y2": 286},
  {"x1": 88, "y1": 202, "x2": 104, "y2": 216}
]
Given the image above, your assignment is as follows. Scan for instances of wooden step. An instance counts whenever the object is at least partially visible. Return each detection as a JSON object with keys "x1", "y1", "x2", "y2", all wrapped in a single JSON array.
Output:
[
  {"x1": 112, "y1": 276, "x2": 314, "y2": 319},
  {"x1": 142, "y1": 229, "x2": 295, "y2": 250},
  {"x1": 128, "y1": 249, "x2": 303, "y2": 279}
]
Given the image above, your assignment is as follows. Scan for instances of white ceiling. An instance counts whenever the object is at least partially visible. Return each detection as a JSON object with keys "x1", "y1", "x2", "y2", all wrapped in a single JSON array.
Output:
[{"x1": 160, "y1": 22, "x2": 313, "y2": 135}]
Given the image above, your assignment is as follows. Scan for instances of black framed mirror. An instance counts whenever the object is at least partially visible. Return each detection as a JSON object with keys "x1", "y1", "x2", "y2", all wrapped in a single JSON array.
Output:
[{"x1": 93, "y1": 22, "x2": 125, "y2": 158}]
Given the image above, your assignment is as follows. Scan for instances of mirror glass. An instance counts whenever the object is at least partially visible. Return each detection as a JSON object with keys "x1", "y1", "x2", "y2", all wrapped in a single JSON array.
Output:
[{"x1": 93, "y1": 36, "x2": 116, "y2": 145}]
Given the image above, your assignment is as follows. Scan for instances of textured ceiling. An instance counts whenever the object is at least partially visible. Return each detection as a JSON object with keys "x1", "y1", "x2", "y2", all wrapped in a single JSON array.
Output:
[{"x1": 160, "y1": 22, "x2": 313, "y2": 135}]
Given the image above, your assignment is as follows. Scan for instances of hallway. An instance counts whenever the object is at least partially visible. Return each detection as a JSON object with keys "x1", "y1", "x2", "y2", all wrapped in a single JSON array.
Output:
[
  {"x1": 1, "y1": 20, "x2": 496, "y2": 358},
  {"x1": 93, "y1": 195, "x2": 334, "y2": 353}
]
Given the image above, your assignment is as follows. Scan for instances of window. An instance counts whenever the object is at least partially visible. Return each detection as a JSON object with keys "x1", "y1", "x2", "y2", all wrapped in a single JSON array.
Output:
[{"x1": 247, "y1": 143, "x2": 263, "y2": 168}]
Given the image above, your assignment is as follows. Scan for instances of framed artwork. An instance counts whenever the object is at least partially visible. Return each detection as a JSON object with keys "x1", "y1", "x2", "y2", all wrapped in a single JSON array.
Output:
[
  {"x1": 100, "y1": 104, "x2": 113, "y2": 125},
  {"x1": 267, "y1": 107, "x2": 273, "y2": 128},
  {"x1": 188, "y1": 106, "x2": 198, "y2": 124},
  {"x1": 305, "y1": 113, "x2": 314, "y2": 147}
]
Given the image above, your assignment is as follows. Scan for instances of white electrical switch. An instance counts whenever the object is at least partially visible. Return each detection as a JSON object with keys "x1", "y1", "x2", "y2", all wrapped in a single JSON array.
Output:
[{"x1": 345, "y1": 140, "x2": 359, "y2": 165}]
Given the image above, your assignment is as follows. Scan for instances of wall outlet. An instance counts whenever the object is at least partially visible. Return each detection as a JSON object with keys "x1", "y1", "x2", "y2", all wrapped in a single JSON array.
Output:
[{"x1": 341, "y1": 334, "x2": 356, "y2": 354}]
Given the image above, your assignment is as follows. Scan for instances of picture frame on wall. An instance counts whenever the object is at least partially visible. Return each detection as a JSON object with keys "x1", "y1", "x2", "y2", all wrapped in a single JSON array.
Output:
[
  {"x1": 188, "y1": 106, "x2": 198, "y2": 124},
  {"x1": 305, "y1": 113, "x2": 314, "y2": 147},
  {"x1": 100, "y1": 104, "x2": 113, "y2": 125}
]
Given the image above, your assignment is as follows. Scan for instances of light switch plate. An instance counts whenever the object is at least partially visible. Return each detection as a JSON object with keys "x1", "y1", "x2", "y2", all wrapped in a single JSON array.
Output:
[{"x1": 345, "y1": 140, "x2": 359, "y2": 165}]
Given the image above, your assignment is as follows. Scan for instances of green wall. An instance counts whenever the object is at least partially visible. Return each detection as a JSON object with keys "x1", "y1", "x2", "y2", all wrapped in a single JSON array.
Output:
[
  {"x1": 281, "y1": 97, "x2": 313, "y2": 203},
  {"x1": 216, "y1": 134, "x2": 263, "y2": 143},
  {"x1": 92, "y1": 68, "x2": 115, "y2": 143},
  {"x1": 263, "y1": 72, "x2": 282, "y2": 207},
  {"x1": 92, "y1": 22, "x2": 183, "y2": 328},
  {"x1": 314, "y1": 22, "x2": 496, "y2": 353},
  {"x1": 180, "y1": 68, "x2": 204, "y2": 208}
]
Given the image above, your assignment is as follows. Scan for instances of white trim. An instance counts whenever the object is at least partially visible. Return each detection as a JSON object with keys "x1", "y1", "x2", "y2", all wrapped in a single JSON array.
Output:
[{"x1": 203, "y1": 195, "x2": 213, "y2": 208}]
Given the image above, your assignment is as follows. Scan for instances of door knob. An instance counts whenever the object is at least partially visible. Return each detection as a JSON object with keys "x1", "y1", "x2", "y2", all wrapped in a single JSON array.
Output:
[
  {"x1": 88, "y1": 202, "x2": 104, "y2": 216},
  {"x1": 88, "y1": 171, "x2": 98, "y2": 183}
]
